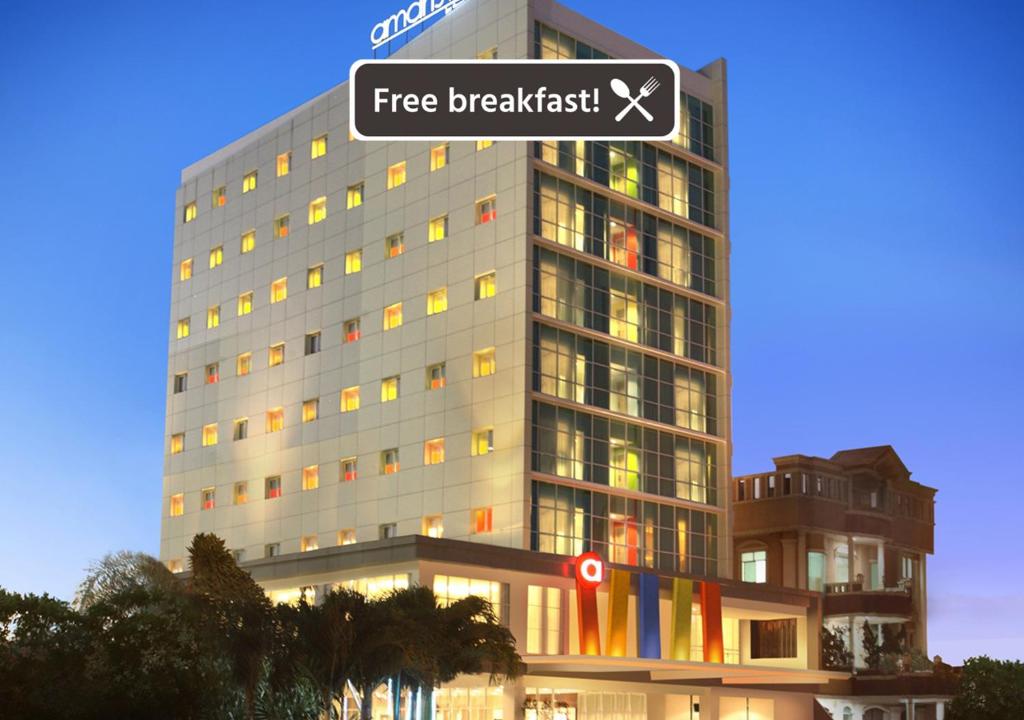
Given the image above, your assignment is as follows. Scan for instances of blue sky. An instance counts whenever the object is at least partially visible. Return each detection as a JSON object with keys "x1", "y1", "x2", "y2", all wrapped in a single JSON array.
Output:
[{"x1": 0, "y1": 0, "x2": 1021, "y2": 663}]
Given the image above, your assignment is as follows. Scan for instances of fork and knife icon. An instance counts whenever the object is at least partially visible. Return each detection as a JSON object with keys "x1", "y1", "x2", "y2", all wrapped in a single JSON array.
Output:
[{"x1": 610, "y1": 76, "x2": 660, "y2": 122}]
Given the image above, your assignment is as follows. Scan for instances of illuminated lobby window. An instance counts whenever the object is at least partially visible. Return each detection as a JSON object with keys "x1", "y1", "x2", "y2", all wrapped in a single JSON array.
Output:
[
  {"x1": 344, "y1": 318, "x2": 361, "y2": 343},
  {"x1": 302, "y1": 399, "x2": 319, "y2": 423},
  {"x1": 386, "y1": 232, "x2": 405, "y2": 257},
  {"x1": 430, "y1": 143, "x2": 448, "y2": 171},
  {"x1": 212, "y1": 186, "x2": 226, "y2": 207},
  {"x1": 472, "y1": 428, "x2": 494, "y2": 456},
  {"x1": 476, "y1": 195, "x2": 497, "y2": 224},
  {"x1": 427, "y1": 363, "x2": 446, "y2": 390},
  {"x1": 383, "y1": 303, "x2": 403, "y2": 330},
  {"x1": 270, "y1": 277, "x2": 287, "y2": 303},
  {"x1": 346, "y1": 183, "x2": 363, "y2": 209},
  {"x1": 427, "y1": 287, "x2": 448, "y2": 315},
  {"x1": 242, "y1": 171, "x2": 257, "y2": 193},
  {"x1": 381, "y1": 376, "x2": 399, "y2": 403},
  {"x1": 345, "y1": 250, "x2": 362, "y2": 275},
  {"x1": 422, "y1": 515, "x2": 444, "y2": 538},
  {"x1": 176, "y1": 317, "x2": 190, "y2": 339},
  {"x1": 475, "y1": 272, "x2": 496, "y2": 299},
  {"x1": 237, "y1": 291, "x2": 253, "y2": 316},
  {"x1": 381, "y1": 448, "x2": 399, "y2": 475},
  {"x1": 234, "y1": 481, "x2": 248, "y2": 504},
  {"x1": 741, "y1": 550, "x2": 767, "y2": 583},
  {"x1": 309, "y1": 196, "x2": 327, "y2": 224},
  {"x1": 527, "y1": 585, "x2": 561, "y2": 654},
  {"x1": 472, "y1": 507, "x2": 493, "y2": 534},
  {"x1": 476, "y1": 139, "x2": 494, "y2": 151},
  {"x1": 209, "y1": 245, "x2": 223, "y2": 269},
  {"x1": 307, "y1": 263, "x2": 323, "y2": 289},
  {"x1": 169, "y1": 493, "x2": 184, "y2": 516},
  {"x1": 274, "y1": 214, "x2": 290, "y2": 238},
  {"x1": 473, "y1": 348, "x2": 496, "y2": 378},
  {"x1": 173, "y1": 372, "x2": 187, "y2": 394},
  {"x1": 179, "y1": 257, "x2": 192, "y2": 281},
  {"x1": 265, "y1": 476, "x2": 282, "y2": 499},
  {"x1": 276, "y1": 151, "x2": 291, "y2": 177},
  {"x1": 206, "y1": 305, "x2": 219, "y2": 329},
  {"x1": 433, "y1": 575, "x2": 505, "y2": 618},
  {"x1": 387, "y1": 161, "x2": 407, "y2": 189},
  {"x1": 302, "y1": 465, "x2": 319, "y2": 491},
  {"x1": 428, "y1": 214, "x2": 448, "y2": 242},
  {"x1": 424, "y1": 438, "x2": 445, "y2": 465},
  {"x1": 305, "y1": 331, "x2": 321, "y2": 355},
  {"x1": 201, "y1": 487, "x2": 215, "y2": 510},
  {"x1": 341, "y1": 386, "x2": 360, "y2": 412},
  {"x1": 338, "y1": 529, "x2": 356, "y2": 546},
  {"x1": 311, "y1": 134, "x2": 327, "y2": 159},
  {"x1": 336, "y1": 574, "x2": 411, "y2": 600},
  {"x1": 183, "y1": 202, "x2": 197, "y2": 223},
  {"x1": 240, "y1": 229, "x2": 255, "y2": 254},
  {"x1": 205, "y1": 362, "x2": 219, "y2": 385},
  {"x1": 236, "y1": 352, "x2": 252, "y2": 376},
  {"x1": 341, "y1": 457, "x2": 357, "y2": 481},
  {"x1": 233, "y1": 418, "x2": 248, "y2": 441},
  {"x1": 266, "y1": 408, "x2": 284, "y2": 433},
  {"x1": 201, "y1": 423, "x2": 218, "y2": 447}
]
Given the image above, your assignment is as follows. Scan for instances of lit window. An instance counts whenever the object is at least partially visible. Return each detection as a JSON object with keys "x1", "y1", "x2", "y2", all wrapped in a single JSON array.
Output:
[
  {"x1": 167, "y1": 559, "x2": 184, "y2": 573},
  {"x1": 236, "y1": 352, "x2": 252, "y2": 376},
  {"x1": 302, "y1": 465, "x2": 319, "y2": 490},
  {"x1": 477, "y1": 47, "x2": 497, "y2": 59},
  {"x1": 386, "y1": 232, "x2": 405, "y2": 258},
  {"x1": 209, "y1": 246, "x2": 223, "y2": 269},
  {"x1": 383, "y1": 303, "x2": 403, "y2": 330},
  {"x1": 169, "y1": 493, "x2": 184, "y2": 516},
  {"x1": 205, "y1": 363, "x2": 219, "y2": 385},
  {"x1": 476, "y1": 139, "x2": 494, "y2": 151},
  {"x1": 338, "y1": 529, "x2": 357, "y2": 545},
  {"x1": 476, "y1": 195, "x2": 497, "y2": 224},
  {"x1": 344, "y1": 318, "x2": 361, "y2": 343},
  {"x1": 381, "y1": 376, "x2": 399, "y2": 402},
  {"x1": 206, "y1": 305, "x2": 220, "y2": 329},
  {"x1": 473, "y1": 348, "x2": 496, "y2": 378},
  {"x1": 170, "y1": 433, "x2": 184, "y2": 455},
  {"x1": 341, "y1": 457, "x2": 358, "y2": 481},
  {"x1": 309, "y1": 196, "x2": 327, "y2": 224},
  {"x1": 274, "y1": 214, "x2": 290, "y2": 238},
  {"x1": 608, "y1": 219, "x2": 639, "y2": 270},
  {"x1": 424, "y1": 438, "x2": 445, "y2": 465},
  {"x1": 426, "y1": 288, "x2": 448, "y2": 315},
  {"x1": 179, "y1": 258, "x2": 193, "y2": 281},
  {"x1": 237, "y1": 291, "x2": 253, "y2": 316},
  {"x1": 176, "y1": 318, "x2": 190, "y2": 339},
  {"x1": 472, "y1": 428, "x2": 494, "y2": 456},
  {"x1": 428, "y1": 215, "x2": 448, "y2": 242},
  {"x1": 276, "y1": 151, "x2": 291, "y2": 177},
  {"x1": 305, "y1": 331, "x2": 321, "y2": 355},
  {"x1": 240, "y1": 229, "x2": 255, "y2": 254},
  {"x1": 381, "y1": 449, "x2": 400, "y2": 474},
  {"x1": 345, "y1": 250, "x2": 362, "y2": 275},
  {"x1": 234, "y1": 481, "x2": 248, "y2": 504},
  {"x1": 527, "y1": 585, "x2": 561, "y2": 655},
  {"x1": 348, "y1": 129, "x2": 355, "y2": 142},
  {"x1": 346, "y1": 183, "x2": 363, "y2": 209},
  {"x1": 302, "y1": 399, "x2": 319, "y2": 423},
  {"x1": 202, "y1": 423, "x2": 218, "y2": 447},
  {"x1": 430, "y1": 144, "x2": 448, "y2": 171},
  {"x1": 307, "y1": 264, "x2": 323, "y2": 289},
  {"x1": 341, "y1": 386, "x2": 360, "y2": 412},
  {"x1": 173, "y1": 372, "x2": 187, "y2": 394},
  {"x1": 266, "y1": 408, "x2": 284, "y2": 433},
  {"x1": 301, "y1": 535, "x2": 319, "y2": 552},
  {"x1": 422, "y1": 515, "x2": 444, "y2": 538},
  {"x1": 183, "y1": 202, "x2": 197, "y2": 223},
  {"x1": 268, "y1": 343, "x2": 285, "y2": 367},
  {"x1": 475, "y1": 272, "x2": 496, "y2": 299},
  {"x1": 242, "y1": 171, "x2": 257, "y2": 193},
  {"x1": 212, "y1": 186, "x2": 226, "y2": 208},
  {"x1": 387, "y1": 161, "x2": 407, "y2": 189},
  {"x1": 270, "y1": 277, "x2": 287, "y2": 303},
  {"x1": 741, "y1": 550, "x2": 767, "y2": 584},
  {"x1": 311, "y1": 134, "x2": 328, "y2": 159},
  {"x1": 233, "y1": 418, "x2": 248, "y2": 441},
  {"x1": 427, "y1": 363, "x2": 446, "y2": 389},
  {"x1": 201, "y1": 487, "x2": 215, "y2": 510},
  {"x1": 472, "y1": 507, "x2": 493, "y2": 534},
  {"x1": 265, "y1": 475, "x2": 282, "y2": 499}
]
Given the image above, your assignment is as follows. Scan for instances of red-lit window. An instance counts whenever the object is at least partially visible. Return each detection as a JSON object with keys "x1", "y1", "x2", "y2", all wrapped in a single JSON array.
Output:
[
  {"x1": 205, "y1": 363, "x2": 219, "y2": 385},
  {"x1": 382, "y1": 449, "x2": 400, "y2": 475},
  {"x1": 427, "y1": 363, "x2": 446, "y2": 390},
  {"x1": 608, "y1": 220, "x2": 639, "y2": 270},
  {"x1": 344, "y1": 319, "x2": 361, "y2": 343},
  {"x1": 201, "y1": 488, "x2": 215, "y2": 510},
  {"x1": 342, "y1": 458, "x2": 357, "y2": 482},
  {"x1": 472, "y1": 507, "x2": 493, "y2": 534},
  {"x1": 265, "y1": 476, "x2": 282, "y2": 499},
  {"x1": 476, "y1": 196, "x2": 497, "y2": 224},
  {"x1": 610, "y1": 514, "x2": 639, "y2": 565}
]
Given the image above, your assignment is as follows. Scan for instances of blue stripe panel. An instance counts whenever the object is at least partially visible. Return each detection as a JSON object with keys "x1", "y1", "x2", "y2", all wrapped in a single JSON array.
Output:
[{"x1": 637, "y1": 572, "x2": 662, "y2": 659}]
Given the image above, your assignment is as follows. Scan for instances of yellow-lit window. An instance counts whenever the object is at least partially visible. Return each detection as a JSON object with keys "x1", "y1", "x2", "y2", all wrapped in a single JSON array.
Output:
[
  {"x1": 473, "y1": 348, "x2": 496, "y2": 378},
  {"x1": 472, "y1": 507, "x2": 493, "y2": 534},
  {"x1": 242, "y1": 171, "x2": 257, "y2": 193},
  {"x1": 341, "y1": 386, "x2": 360, "y2": 412},
  {"x1": 386, "y1": 233, "x2": 405, "y2": 258},
  {"x1": 423, "y1": 515, "x2": 444, "y2": 538},
  {"x1": 475, "y1": 272, "x2": 496, "y2": 299},
  {"x1": 176, "y1": 318, "x2": 190, "y2": 339},
  {"x1": 179, "y1": 258, "x2": 193, "y2": 281},
  {"x1": 472, "y1": 428, "x2": 494, "y2": 456},
  {"x1": 268, "y1": 343, "x2": 285, "y2": 367},
  {"x1": 240, "y1": 230, "x2": 255, "y2": 254},
  {"x1": 202, "y1": 423, "x2": 218, "y2": 447},
  {"x1": 309, "y1": 196, "x2": 328, "y2": 224},
  {"x1": 382, "y1": 449, "x2": 400, "y2": 474},
  {"x1": 387, "y1": 161, "x2": 407, "y2": 189},
  {"x1": 275, "y1": 214, "x2": 290, "y2": 238},
  {"x1": 383, "y1": 303, "x2": 403, "y2": 330},
  {"x1": 234, "y1": 482, "x2": 248, "y2": 505},
  {"x1": 345, "y1": 250, "x2": 362, "y2": 275},
  {"x1": 207, "y1": 305, "x2": 220, "y2": 329},
  {"x1": 209, "y1": 246, "x2": 223, "y2": 269},
  {"x1": 424, "y1": 438, "x2": 445, "y2": 465},
  {"x1": 428, "y1": 215, "x2": 448, "y2": 242},
  {"x1": 476, "y1": 139, "x2": 493, "y2": 151},
  {"x1": 430, "y1": 144, "x2": 448, "y2": 171},
  {"x1": 381, "y1": 376, "x2": 399, "y2": 403},
  {"x1": 311, "y1": 134, "x2": 328, "y2": 159},
  {"x1": 346, "y1": 183, "x2": 363, "y2": 209},
  {"x1": 301, "y1": 535, "x2": 319, "y2": 552},
  {"x1": 236, "y1": 352, "x2": 252, "y2": 376},
  {"x1": 338, "y1": 529, "x2": 357, "y2": 545},
  {"x1": 169, "y1": 493, "x2": 184, "y2": 516},
  {"x1": 302, "y1": 399, "x2": 319, "y2": 423},
  {"x1": 170, "y1": 433, "x2": 184, "y2": 455},
  {"x1": 270, "y1": 277, "x2": 287, "y2": 303},
  {"x1": 307, "y1": 264, "x2": 323, "y2": 289},
  {"x1": 167, "y1": 559, "x2": 183, "y2": 573},
  {"x1": 237, "y1": 292, "x2": 253, "y2": 316},
  {"x1": 477, "y1": 47, "x2": 497, "y2": 60},
  {"x1": 276, "y1": 151, "x2": 291, "y2": 177},
  {"x1": 212, "y1": 186, "x2": 226, "y2": 208},
  {"x1": 476, "y1": 195, "x2": 497, "y2": 224},
  {"x1": 183, "y1": 202, "x2": 197, "y2": 223},
  {"x1": 302, "y1": 465, "x2": 320, "y2": 490},
  {"x1": 341, "y1": 457, "x2": 358, "y2": 482},
  {"x1": 426, "y1": 288, "x2": 447, "y2": 315},
  {"x1": 266, "y1": 408, "x2": 284, "y2": 433}
]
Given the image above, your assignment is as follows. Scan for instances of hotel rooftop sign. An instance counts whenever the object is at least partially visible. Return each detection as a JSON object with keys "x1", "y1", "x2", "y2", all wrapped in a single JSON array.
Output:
[{"x1": 371, "y1": 0, "x2": 469, "y2": 51}]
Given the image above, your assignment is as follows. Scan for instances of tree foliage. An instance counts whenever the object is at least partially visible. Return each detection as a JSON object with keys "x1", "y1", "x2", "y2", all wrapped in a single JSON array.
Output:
[{"x1": 947, "y1": 656, "x2": 1024, "y2": 720}]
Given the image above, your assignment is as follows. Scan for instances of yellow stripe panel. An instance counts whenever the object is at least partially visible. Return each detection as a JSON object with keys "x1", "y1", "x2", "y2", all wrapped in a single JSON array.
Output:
[
  {"x1": 606, "y1": 568, "x2": 631, "y2": 657},
  {"x1": 669, "y1": 577, "x2": 693, "y2": 660}
]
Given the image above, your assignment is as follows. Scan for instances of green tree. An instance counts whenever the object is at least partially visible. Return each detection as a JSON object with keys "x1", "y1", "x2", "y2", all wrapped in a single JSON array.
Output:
[
  {"x1": 947, "y1": 656, "x2": 1024, "y2": 720},
  {"x1": 73, "y1": 550, "x2": 179, "y2": 610},
  {"x1": 821, "y1": 624, "x2": 852, "y2": 670}
]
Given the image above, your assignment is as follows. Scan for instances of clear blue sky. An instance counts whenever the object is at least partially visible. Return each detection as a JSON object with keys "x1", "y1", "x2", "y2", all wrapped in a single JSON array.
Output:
[{"x1": 0, "y1": 0, "x2": 1021, "y2": 663}]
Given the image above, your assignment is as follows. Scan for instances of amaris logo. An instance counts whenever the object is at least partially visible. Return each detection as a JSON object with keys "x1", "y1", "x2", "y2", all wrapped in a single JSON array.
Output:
[{"x1": 371, "y1": 0, "x2": 469, "y2": 50}]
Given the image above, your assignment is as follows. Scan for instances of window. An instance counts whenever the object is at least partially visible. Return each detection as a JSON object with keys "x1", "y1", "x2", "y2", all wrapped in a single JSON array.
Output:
[
  {"x1": 212, "y1": 186, "x2": 226, "y2": 207},
  {"x1": 232, "y1": 549, "x2": 244, "y2": 564},
  {"x1": 426, "y1": 288, "x2": 448, "y2": 315},
  {"x1": 265, "y1": 476, "x2": 282, "y2": 499},
  {"x1": 236, "y1": 352, "x2": 252, "y2": 376},
  {"x1": 274, "y1": 214, "x2": 290, "y2": 238},
  {"x1": 741, "y1": 550, "x2": 767, "y2": 584},
  {"x1": 301, "y1": 535, "x2": 319, "y2": 552},
  {"x1": 169, "y1": 493, "x2": 184, "y2": 517},
  {"x1": 477, "y1": 46, "x2": 498, "y2": 60},
  {"x1": 233, "y1": 481, "x2": 248, "y2": 504},
  {"x1": 473, "y1": 348, "x2": 496, "y2": 377},
  {"x1": 472, "y1": 428, "x2": 494, "y2": 456},
  {"x1": 345, "y1": 250, "x2": 362, "y2": 274},
  {"x1": 242, "y1": 171, "x2": 257, "y2": 193},
  {"x1": 201, "y1": 487, "x2": 215, "y2": 510},
  {"x1": 173, "y1": 372, "x2": 187, "y2": 394},
  {"x1": 236, "y1": 291, "x2": 253, "y2": 316},
  {"x1": 472, "y1": 507, "x2": 493, "y2": 534},
  {"x1": 176, "y1": 318, "x2": 190, "y2": 339},
  {"x1": 206, "y1": 305, "x2": 220, "y2": 329},
  {"x1": 309, "y1": 196, "x2": 327, "y2": 224},
  {"x1": 305, "y1": 331, "x2": 321, "y2": 355},
  {"x1": 808, "y1": 551, "x2": 826, "y2": 592},
  {"x1": 311, "y1": 134, "x2": 327, "y2": 159},
  {"x1": 302, "y1": 465, "x2": 319, "y2": 491},
  {"x1": 276, "y1": 151, "x2": 291, "y2": 177},
  {"x1": 265, "y1": 543, "x2": 280, "y2": 557},
  {"x1": 233, "y1": 418, "x2": 248, "y2": 441},
  {"x1": 430, "y1": 144, "x2": 448, "y2": 171},
  {"x1": 346, "y1": 183, "x2": 363, "y2": 209},
  {"x1": 422, "y1": 515, "x2": 444, "y2": 538},
  {"x1": 383, "y1": 303, "x2": 403, "y2": 330},
  {"x1": 179, "y1": 258, "x2": 192, "y2": 281},
  {"x1": 476, "y1": 195, "x2": 497, "y2": 224},
  {"x1": 386, "y1": 232, "x2": 405, "y2": 258},
  {"x1": 209, "y1": 245, "x2": 223, "y2": 269},
  {"x1": 183, "y1": 202, "x2": 197, "y2": 223},
  {"x1": 387, "y1": 161, "x2": 407, "y2": 189},
  {"x1": 381, "y1": 449, "x2": 400, "y2": 474},
  {"x1": 307, "y1": 264, "x2": 323, "y2": 289},
  {"x1": 380, "y1": 523, "x2": 398, "y2": 539},
  {"x1": 428, "y1": 215, "x2": 448, "y2": 242},
  {"x1": 266, "y1": 408, "x2": 284, "y2": 433},
  {"x1": 527, "y1": 585, "x2": 561, "y2": 654},
  {"x1": 475, "y1": 272, "x2": 496, "y2": 299},
  {"x1": 750, "y1": 619, "x2": 798, "y2": 659},
  {"x1": 424, "y1": 438, "x2": 445, "y2": 465},
  {"x1": 433, "y1": 575, "x2": 504, "y2": 618},
  {"x1": 170, "y1": 433, "x2": 184, "y2": 454},
  {"x1": 476, "y1": 139, "x2": 494, "y2": 151},
  {"x1": 302, "y1": 399, "x2": 319, "y2": 423},
  {"x1": 381, "y1": 376, "x2": 399, "y2": 402},
  {"x1": 201, "y1": 423, "x2": 218, "y2": 447},
  {"x1": 240, "y1": 230, "x2": 255, "y2": 254},
  {"x1": 205, "y1": 363, "x2": 219, "y2": 385},
  {"x1": 427, "y1": 363, "x2": 446, "y2": 389},
  {"x1": 341, "y1": 386, "x2": 360, "y2": 412},
  {"x1": 344, "y1": 318, "x2": 361, "y2": 343},
  {"x1": 338, "y1": 529, "x2": 357, "y2": 545},
  {"x1": 270, "y1": 277, "x2": 287, "y2": 303},
  {"x1": 341, "y1": 457, "x2": 358, "y2": 481}
]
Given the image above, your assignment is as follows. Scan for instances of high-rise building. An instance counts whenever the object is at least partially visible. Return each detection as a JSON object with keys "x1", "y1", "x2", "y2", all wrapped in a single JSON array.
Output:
[{"x1": 161, "y1": 1, "x2": 952, "y2": 717}]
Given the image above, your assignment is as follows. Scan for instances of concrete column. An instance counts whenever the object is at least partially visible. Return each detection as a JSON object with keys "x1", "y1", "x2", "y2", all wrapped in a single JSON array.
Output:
[
  {"x1": 846, "y1": 535, "x2": 855, "y2": 585},
  {"x1": 781, "y1": 536, "x2": 797, "y2": 588},
  {"x1": 876, "y1": 542, "x2": 885, "y2": 590},
  {"x1": 936, "y1": 700, "x2": 945, "y2": 720}
]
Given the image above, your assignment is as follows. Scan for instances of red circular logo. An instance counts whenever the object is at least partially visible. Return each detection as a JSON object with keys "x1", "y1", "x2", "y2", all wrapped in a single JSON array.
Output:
[{"x1": 575, "y1": 552, "x2": 604, "y2": 588}]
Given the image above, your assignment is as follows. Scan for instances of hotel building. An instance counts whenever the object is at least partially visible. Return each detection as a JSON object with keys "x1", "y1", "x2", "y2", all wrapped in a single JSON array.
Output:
[{"x1": 161, "y1": 0, "x2": 951, "y2": 717}]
